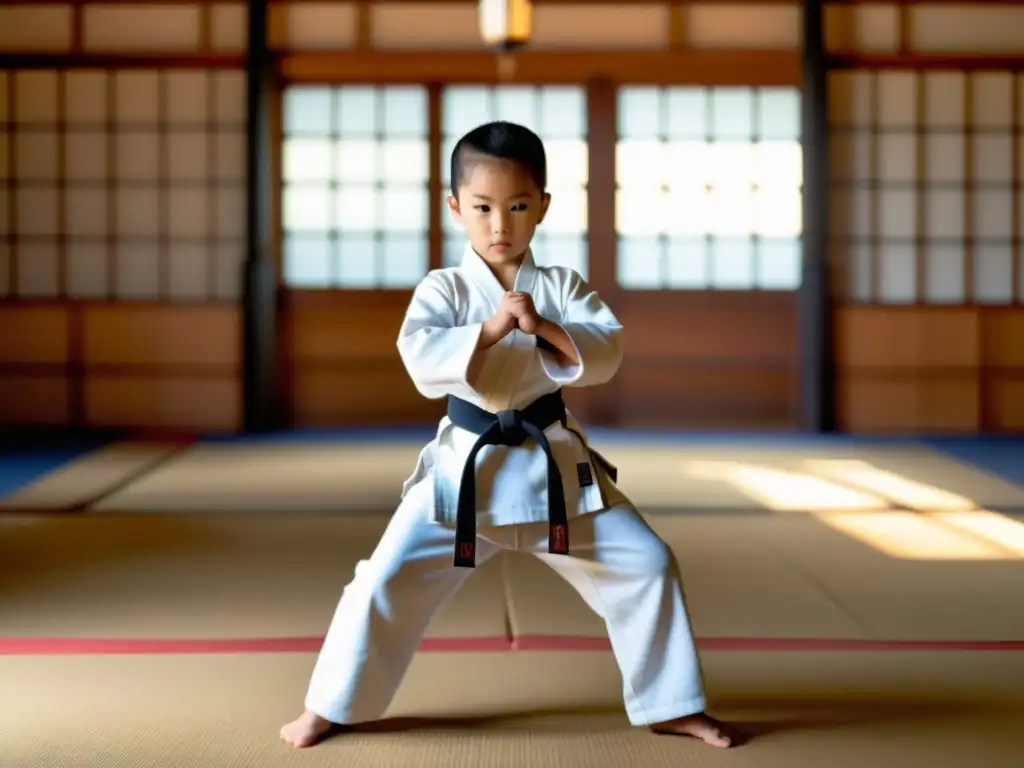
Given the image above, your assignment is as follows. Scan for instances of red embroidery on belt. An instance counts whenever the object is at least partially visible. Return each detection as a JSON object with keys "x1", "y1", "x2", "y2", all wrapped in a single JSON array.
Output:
[
  {"x1": 551, "y1": 524, "x2": 568, "y2": 553},
  {"x1": 458, "y1": 541, "x2": 475, "y2": 561}
]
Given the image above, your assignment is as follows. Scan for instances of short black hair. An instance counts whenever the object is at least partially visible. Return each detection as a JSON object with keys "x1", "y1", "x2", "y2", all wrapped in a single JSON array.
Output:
[{"x1": 449, "y1": 121, "x2": 547, "y2": 197}]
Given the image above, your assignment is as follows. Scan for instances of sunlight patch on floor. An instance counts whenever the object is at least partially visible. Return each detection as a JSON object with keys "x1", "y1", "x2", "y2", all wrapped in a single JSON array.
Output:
[
  {"x1": 928, "y1": 510, "x2": 1024, "y2": 557},
  {"x1": 681, "y1": 460, "x2": 888, "y2": 512},
  {"x1": 813, "y1": 510, "x2": 1019, "y2": 561},
  {"x1": 802, "y1": 460, "x2": 977, "y2": 512},
  {"x1": 682, "y1": 459, "x2": 1024, "y2": 561}
]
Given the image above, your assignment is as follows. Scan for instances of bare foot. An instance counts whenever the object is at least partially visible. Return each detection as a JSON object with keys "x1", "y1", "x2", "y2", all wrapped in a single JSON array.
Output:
[
  {"x1": 650, "y1": 712, "x2": 737, "y2": 748},
  {"x1": 279, "y1": 710, "x2": 337, "y2": 748}
]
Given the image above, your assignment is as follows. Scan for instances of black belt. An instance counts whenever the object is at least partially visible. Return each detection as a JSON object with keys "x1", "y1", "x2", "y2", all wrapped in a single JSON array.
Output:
[{"x1": 446, "y1": 390, "x2": 569, "y2": 568}]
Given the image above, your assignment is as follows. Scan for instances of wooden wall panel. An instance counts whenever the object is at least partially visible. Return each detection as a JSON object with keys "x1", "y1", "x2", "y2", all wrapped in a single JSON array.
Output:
[
  {"x1": 368, "y1": 2, "x2": 674, "y2": 51},
  {"x1": 78, "y1": 304, "x2": 241, "y2": 431},
  {"x1": 290, "y1": 365, "x2": 443, "y2": 427},
  {"x1": 618, "y1": 363, "x2": 795, "y2": 427},
  {"x1": 688, "y1": 3, "x2": 802, "y2": 49},
  {"x1": 836, "y1": 377, "x2": 981, "y2": 433},
  {"x1": 269, "y1": 2, "x2": 359, "y2": 50},
  {"x1": 618, "y1": 293, "x2": 798, "y2": 362},
  {"x1": 0, "y1": 303, "x2": 241, "y2": 433},
  {"x1": 82, "y1": 5, "x2": 205, "y2": 52},
  {"x1": 0, "y1": 375, "x2": 70, "y2": 426},
  {"x1": 531, "y1": 4, "x2": 671, "y2": 49},
  {"x1": 81, "y1": 304, "x2": 240, "y2": 368},
  {"x1": 835, "y1": 307, "x2": 1024, "y2": 434},
  {"x1": 268, "y1": 1, "x2": 808, "y2": 54},
  {"x1": 83, "y1": 375, "x2": 239, "y2": 431},
  {"x1": 283, "y1": 293, "x2": 443, "y2": 427},
  {"x1": 981, "y1": 310, "x2": 1024, "y2": 368},
  {"x1": 614, "y1": 293, "x2": 798, "y2": 428},
  {"x1": 0, "y1": 5, "x2": 74, "y2": 52},
  {"x1": 910, "y1": 6, "x2": 1024, "y2": 54},
  {"x1": 986, "y1": 380, "x2": 1024, "y2": 432},
  {"x1": 0, "y1": 305, "x2": 69, "y2": 365},
  {"x1": 210, "y1": 3, "x2": 248, "y2": 53},
  {"x1": 981, "y1": 310, "x2": 1024, "y2": 432},
  {"x1": 835, "y1": 308, "x2": 980, "y2": 369},
  {"x1": 825, "y1": 4, "x2": 900, "y2": 54}
]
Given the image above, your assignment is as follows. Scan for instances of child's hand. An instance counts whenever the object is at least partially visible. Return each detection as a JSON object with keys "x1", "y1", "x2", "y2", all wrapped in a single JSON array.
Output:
[
  {"x1": 480, "y1": 293, "x2": 520, "y2": 347},
  {"x1": 495, "y1": 292, "x2": 524, "y2": 333},
  {"x1": 509, "y1": 292, "x2": 543, "y2": 335}
]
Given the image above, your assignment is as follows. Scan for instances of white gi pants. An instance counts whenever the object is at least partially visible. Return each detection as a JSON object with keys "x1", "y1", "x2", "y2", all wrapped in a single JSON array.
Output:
[{"x1": 304, "y1": 480, "x2": 707, "y2": 727}]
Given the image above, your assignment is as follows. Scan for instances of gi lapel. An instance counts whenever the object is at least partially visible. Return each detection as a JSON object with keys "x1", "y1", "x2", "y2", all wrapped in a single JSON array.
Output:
[
  {"x1": 461, "y1": 244, "x2": 507, "y2": 312},
  {"x1": 460, "y1": 244, "x2": 539, "y2": 309},
  {"x1": 512, "y1": 248, "x2": 539, "y2": 296}
]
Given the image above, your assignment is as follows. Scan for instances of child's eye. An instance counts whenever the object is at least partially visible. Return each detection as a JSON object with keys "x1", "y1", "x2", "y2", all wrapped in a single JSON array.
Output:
[
  {"x1": 474, "y1": 205, "x2": 490, "y2": 213},
  {"x1": 512, "y1": 203, "x2": 528, "y2": 212}
]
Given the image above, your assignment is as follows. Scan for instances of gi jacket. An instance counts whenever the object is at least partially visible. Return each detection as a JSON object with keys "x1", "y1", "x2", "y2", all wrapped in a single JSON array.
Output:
[{"x1": 396, "y1": 243, "x2": 628, "y2": 528}]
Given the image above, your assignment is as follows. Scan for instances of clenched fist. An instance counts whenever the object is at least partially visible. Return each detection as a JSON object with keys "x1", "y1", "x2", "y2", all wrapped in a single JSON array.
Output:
[
  {"x1": 505, "y1": 291, "x2": 543, "y2": 335},
  {"x1": 479, "y1": 291, "x2": 545, "y2": 349}
]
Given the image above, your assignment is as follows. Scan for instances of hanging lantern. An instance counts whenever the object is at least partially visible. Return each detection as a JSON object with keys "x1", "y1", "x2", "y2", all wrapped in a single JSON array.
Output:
[{"x1": 479, "y1": 0, "x2": 533, "y2": 53}]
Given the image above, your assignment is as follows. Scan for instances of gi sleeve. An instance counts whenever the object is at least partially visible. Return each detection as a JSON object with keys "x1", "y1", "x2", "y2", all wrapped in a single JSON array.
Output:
[
  {"x1": 396, "y1": 273, "x2": 490, "y2": 400},
  {"x1": 539, "y1": 269, "x2": 623, "y2": 388}
]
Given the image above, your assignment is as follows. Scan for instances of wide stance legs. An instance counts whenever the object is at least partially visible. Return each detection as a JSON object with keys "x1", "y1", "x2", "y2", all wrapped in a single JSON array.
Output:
[{"x1": 283, "y1": 480, "x2": 730, "y2": 748}]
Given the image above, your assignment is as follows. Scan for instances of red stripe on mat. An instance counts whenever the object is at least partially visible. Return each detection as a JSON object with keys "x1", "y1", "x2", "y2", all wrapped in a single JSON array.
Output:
[{"x1": 2, "y1": 635, "x2": 1023, "y2": 655}]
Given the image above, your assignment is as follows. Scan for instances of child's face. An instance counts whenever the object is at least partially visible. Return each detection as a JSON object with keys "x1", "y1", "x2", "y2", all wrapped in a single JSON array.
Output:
[{"x1": 446, "y1": 157, "x2": 550, "y2": 268}]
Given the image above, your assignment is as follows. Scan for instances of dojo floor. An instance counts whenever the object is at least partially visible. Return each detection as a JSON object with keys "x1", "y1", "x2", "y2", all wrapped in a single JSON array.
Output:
[{"x1": 2, "y1": 430, "x2": 1024, "y2": 767}]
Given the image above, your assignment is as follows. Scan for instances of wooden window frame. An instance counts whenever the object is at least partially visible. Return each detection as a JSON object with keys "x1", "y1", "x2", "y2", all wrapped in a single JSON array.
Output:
[{"x1": 274, "y1": 48, "x2": 802, "y2": 311}]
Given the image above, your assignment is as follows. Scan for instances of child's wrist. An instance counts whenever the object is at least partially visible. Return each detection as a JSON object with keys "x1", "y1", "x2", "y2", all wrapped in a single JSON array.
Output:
[{"x1": 480, "y1": 318, "x2": 505, "y2": 347}]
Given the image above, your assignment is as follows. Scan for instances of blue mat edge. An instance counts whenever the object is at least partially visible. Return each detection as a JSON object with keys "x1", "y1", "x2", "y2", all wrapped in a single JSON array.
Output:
[
  {"x1": 0, "y1": 429, "x2": 123, "y2": 499},
  {"x1": 920, "y1": 437, "x2": 1024, "y2": 488}
]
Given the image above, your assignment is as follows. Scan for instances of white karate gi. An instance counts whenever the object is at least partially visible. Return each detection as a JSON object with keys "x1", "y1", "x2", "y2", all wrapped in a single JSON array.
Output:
[{"x1": 304, "y1": 244, "x2": 707, "y2": 727}]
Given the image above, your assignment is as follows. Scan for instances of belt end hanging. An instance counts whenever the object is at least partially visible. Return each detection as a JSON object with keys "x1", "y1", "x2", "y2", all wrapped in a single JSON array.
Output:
[{"x1": 454, "y1": 539, "x2": 477, "y2": 568}]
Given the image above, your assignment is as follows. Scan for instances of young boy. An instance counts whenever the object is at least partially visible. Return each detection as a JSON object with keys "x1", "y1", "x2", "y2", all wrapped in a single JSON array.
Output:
[{"x1": 280, "y1": 121, "x2": 735, "y2": 750}]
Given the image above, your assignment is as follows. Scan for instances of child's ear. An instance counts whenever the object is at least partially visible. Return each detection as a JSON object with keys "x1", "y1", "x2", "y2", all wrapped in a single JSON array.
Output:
[
  {"x1": 446, "y1": 194, "x2": 463, "y2": 224},
  {"x1": 538, "y1": 192, "x2": 552, "y2": 224}
]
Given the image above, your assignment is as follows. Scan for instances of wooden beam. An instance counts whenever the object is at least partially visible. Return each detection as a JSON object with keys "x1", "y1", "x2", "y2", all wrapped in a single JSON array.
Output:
[
  {"x1": 280, "y1": 50, "x2": 801, "y2": 86},
  {"x1": 828, "y1": 53, "x2": 1024, "y2": 69}
]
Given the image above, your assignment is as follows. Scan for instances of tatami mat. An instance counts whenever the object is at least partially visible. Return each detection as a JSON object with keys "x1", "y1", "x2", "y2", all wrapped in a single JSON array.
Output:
[
  {"x1": 0, "y1": 441, "x2": 184, "y2": 510},
  {"x1": 505, "y1": 514, "x2": 1024, "y2": 643},
  {"x1": 90, "y1": 442, "x2": 425, "y2": 512},
  {"x1": 0, "y1": 515, "x2": 506, "y2": 640},
  {"x1": 3, "y1": 650, "x2": 1022, "y2": 768},
  {"x1": 5, "y1": 512, "x2": 1024, "y2": 646},
  {"x1": 503, "y1": 517, "x2": 871, "y2": 641},
  {"x1": 86, "y1": 439, "x2": 1024, "y2": 513},
  {"x1": 7, "y1": 434, "x2": 1024, "y2": 767},
  {"x1": 765, "y1": 514, "x2": 1024, "y2": 641}
]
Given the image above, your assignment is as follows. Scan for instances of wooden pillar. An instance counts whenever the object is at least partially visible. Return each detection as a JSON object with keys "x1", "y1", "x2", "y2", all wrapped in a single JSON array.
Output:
[
  {"x1": 243, "y1": 0, "x2": 278, "y2": 432},
  {"x1": 798, "y1": 0, "x2": 834, "y2": 431}
]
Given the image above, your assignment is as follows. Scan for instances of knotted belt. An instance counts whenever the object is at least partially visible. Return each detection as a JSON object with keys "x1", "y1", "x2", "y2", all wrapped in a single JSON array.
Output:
[{"x1": 446, "y1": 389, "x2": 569, "y2": 568}]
